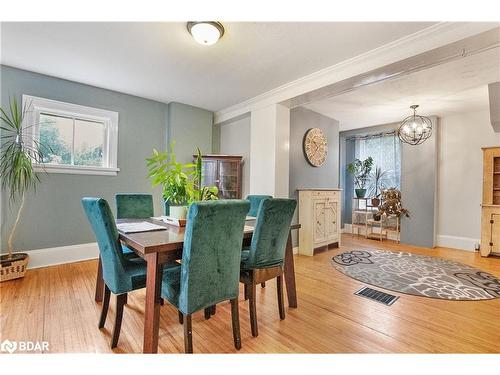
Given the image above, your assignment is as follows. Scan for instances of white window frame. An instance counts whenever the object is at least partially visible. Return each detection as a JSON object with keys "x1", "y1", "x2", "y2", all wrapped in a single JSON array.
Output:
[{"x1": 23, "y1": 95, "x2": 120, "y2": 176}]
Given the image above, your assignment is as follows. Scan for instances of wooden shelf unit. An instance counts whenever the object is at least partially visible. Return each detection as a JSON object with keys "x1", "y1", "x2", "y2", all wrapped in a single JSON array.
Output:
[{"x1": 481, "y1": 147, "x2": 500, "y2": 257}]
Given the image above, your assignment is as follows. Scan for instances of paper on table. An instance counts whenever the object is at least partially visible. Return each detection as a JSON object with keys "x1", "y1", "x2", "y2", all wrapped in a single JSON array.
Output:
[{"x1": 116, "y1": 221, "x2": 166, "y2": 234}]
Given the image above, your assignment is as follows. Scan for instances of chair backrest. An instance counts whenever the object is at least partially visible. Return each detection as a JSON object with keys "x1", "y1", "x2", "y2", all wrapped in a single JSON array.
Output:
[
  {"x1": 246, "y1": 195, "x2": 273, "y2": 217},
  {"x1": 82, "y1": 197, "x2": 130, "y2": 294},
  {"x1": 115, "y1": 193, "x2": 154, "y2": 219},
  {"x1": 246, "y1": 198, "x2": 297, "y2": 269},
  {"x1": 178, "y1": 200, "x2": 250, "y2": 314}
]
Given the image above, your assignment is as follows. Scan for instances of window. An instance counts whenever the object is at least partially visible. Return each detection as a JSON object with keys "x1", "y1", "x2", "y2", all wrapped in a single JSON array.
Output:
[
  {"x1": 23, "y1": 95, "x2": 119, "y2": 175},
  {"x1": 356, "y1": 133, "x2": 401, "y2": 191}
]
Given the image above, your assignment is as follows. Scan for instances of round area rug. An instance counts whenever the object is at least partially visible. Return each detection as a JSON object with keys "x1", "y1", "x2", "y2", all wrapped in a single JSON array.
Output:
[{"x1": 332, "y1": 249, "x2": 500, "y2": 300}]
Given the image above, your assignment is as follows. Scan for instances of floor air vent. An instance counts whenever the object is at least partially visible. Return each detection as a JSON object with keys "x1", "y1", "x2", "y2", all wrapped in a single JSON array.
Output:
[{"x1": 354, "y1": 286, "x2": 399, "y2": 306}]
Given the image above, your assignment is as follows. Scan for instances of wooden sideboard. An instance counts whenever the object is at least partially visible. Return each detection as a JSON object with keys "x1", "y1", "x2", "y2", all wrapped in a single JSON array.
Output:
[
  {"x1": 481, "y1": 147, "x2": 500, "y2": 257},
  {"x1": 298, "y1": 189, "x2": 341, "y2": 256}
]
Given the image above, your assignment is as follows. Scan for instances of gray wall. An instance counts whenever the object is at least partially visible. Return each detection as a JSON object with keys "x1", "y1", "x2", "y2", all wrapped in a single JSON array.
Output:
[
  {"x1": 289, "y1": 107, "x2": 340, "y2": 197},
  {"x1": 167, "y1": 102, "x2": 213, "y2": 164},
  {"x1": 289, "y1": 107, "x2": 340, "y2": 246},
  {"x1": 400, "y1": 116, "x2": 439, "y2": 248},
  {"x1": 1, "y1": 66, "x2": 213, "y2": 251}
]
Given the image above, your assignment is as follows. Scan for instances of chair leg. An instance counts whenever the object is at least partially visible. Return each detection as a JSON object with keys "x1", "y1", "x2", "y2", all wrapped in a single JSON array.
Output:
[
  {"x1": 261, "y1": 282, "x2": 266, "y2": 288},
  {"x1": 248, "y1": 282, "x2": 258, "y2": 337},
  {"x1": 277, "y1": 275, "x2": 285, "y2": 320},
  {"x1": 211, "y1": 304, "x2": 216, "y2": 315},
  {"x1": 98, "y1": 285, "x2": 111, "y2": 329},
  {"x1": 204, "y1": 307, "x2": 211, "y2": 320},
  {"x1": 111, "y1": 293, "x2": 127, "y2": 348},
  {"x1": 230, "y1": 298, "x2": 242, "y2": 350},
  {"x1": 160, "y1": 298, "x2": 164, "y2": 306},
  {"x1": 183, "y1": 314, "x2": 193, "y2": 353},
  {"x1": 178, "y1": 310, "x2": 184, "y2": 324},
  {"x1": 244, "y1": 283, "x2": 249, "y2": 300}
]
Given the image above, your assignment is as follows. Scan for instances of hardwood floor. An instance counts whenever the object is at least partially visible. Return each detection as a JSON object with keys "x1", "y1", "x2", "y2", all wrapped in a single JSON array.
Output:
[{"x1": 1, "y1": 234, "x2": 499, "y2": 353}]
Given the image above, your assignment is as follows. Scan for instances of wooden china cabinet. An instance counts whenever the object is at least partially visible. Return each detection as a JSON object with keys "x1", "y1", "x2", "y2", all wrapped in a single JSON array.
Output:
[
  {"x1": 481, "y1": 147, "x2": 500, "y2": 257},
  {"x1": 195, "y1": 155, "x2": 243, "y2": 199}
]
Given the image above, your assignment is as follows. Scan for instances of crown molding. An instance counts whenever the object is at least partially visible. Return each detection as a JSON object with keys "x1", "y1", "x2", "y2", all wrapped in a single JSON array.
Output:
[{"x1": 214, "y1": 22, "x2": 499, "y2": 124}]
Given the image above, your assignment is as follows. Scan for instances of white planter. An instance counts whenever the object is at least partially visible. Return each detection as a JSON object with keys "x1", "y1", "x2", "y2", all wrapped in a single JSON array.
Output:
[{"x1": 170, "y1": 205, "x2": 188, "y2": 220}]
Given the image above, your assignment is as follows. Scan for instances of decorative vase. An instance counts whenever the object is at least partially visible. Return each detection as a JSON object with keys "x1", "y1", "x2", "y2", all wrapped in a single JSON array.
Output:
[
  {"x1": 373, "y1": 212, "x2": 381, "y2": 221},
  {"x1": 0, "y1": 253, "x2": 29, "y2": 282},
  {"x1": 371, "y1": 197, "x2": 381, "y2": 207},
  {"x1": 169, "y1": 205, "x2": 188, "y2": 220},
  {"x1": 355, "y1": 189, "x2": 366, "y2": 198}
]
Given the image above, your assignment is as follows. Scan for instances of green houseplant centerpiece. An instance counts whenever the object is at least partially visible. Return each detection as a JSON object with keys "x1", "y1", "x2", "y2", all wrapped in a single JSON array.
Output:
[
  {"x1": 147, "y1": 143, "x2": 218, "y2": 220},
  {"x1": 347, "y1": 157, "x2": 373, "y2": 198},
  {"x1": 0, "y1": 98, "x2": 48, "y2": 281}
]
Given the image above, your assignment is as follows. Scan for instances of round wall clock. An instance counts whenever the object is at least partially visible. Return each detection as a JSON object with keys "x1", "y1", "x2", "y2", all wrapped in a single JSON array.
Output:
[{"x1": 303, "y1": 128, "x2": 328, "y2": 167}]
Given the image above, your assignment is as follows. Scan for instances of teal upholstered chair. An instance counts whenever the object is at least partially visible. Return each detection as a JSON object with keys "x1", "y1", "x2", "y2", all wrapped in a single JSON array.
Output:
[
  {"x1": 246, "y1": 195, "x2": 273, "y2": 288},
  {"x1": 240, "y1": 198, "x2": 297, "y2": 337},
  {"x1": 161, "y1": 200, "x2": 250, "y2": 353},
  {"x1": 82, "y1": 197, "x2": 149, "y2": 348},
  {"x1": 246, "y1": 195, "x2": 273, "y2": 217},
  {"x1": 92, "y1": 194, "x2": 154, "y2": 303}
]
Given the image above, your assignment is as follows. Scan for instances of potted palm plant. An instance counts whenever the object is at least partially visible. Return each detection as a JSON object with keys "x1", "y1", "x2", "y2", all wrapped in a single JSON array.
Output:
[
  {"x1": 346, "y1": 157, "x2": 373, "y2": 198},
  {"x1": 147, "y1": 143, "x2": 218, "y2": 220},
  {"x1": 1, "y1": 98, "x2": 48, "y2": 282},
  {"x1": 367, "y1": 166, "x2": 390, "y2": 207}
]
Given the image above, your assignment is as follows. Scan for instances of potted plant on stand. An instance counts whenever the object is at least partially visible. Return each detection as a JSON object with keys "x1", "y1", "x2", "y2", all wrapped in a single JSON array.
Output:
[
  {"x1": 346, "y1": 156, "x2": 373, "y2": 198},
  {"x1": 367, "y1": 166, "x2": 390, "y2": 207},
  {"x1": 147, "y1": 144, "x2": 218, "y2": 220},
  {"x1": 1, "y1": 98, "x2": 48, "y2": 282}
]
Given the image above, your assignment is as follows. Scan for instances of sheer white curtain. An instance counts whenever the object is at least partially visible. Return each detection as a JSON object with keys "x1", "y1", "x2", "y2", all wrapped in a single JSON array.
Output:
[{"x1": 356, "y1": 133, "x2": 401, "y2": 190}]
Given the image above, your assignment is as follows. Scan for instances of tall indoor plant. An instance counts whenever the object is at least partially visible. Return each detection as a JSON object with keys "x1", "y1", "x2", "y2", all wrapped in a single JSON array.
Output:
[
  {"x1": 146, "y1": 143, "x2": 218, "y2": 219},
  {"x1": 0, "y1": 98, "x2": 48, "y2": 281},
  {"x1": 367, "y1": 166, "x2": 390, "y2": 207},
  {"x1": 346, "y1": 156, "x2": 373, "y2": 198}
]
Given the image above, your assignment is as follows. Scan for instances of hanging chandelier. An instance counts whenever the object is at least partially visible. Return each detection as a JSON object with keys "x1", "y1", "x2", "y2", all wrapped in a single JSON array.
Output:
[{"x1": 397, "y1": 105, "x2": 432, "y2": 145}]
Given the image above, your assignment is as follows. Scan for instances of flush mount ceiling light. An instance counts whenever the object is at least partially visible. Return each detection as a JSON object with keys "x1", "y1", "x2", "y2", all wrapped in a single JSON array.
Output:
[
  {"x1": 187, "y1": 22, "x2": 224, "y2": 45},
  {"x1": 397, "y1": 105, "x2": 432, "y2": 146}
]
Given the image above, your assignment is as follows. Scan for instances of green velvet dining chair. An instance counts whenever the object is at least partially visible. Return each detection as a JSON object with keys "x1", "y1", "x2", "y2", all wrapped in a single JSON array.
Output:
[
  {"x1": 160, "y1": 199, "x2": 250, "y2": 353},
  {"x1": 82, "y1": 197, "x2": 149, "y2": 349},
  {"x1": 246, "y1": 195, "x2": 273, "y2": 217},
  {"x1": 240, "y1": 198, "x2": 297, "y2": 337},
  {"x1": 92, "y1": 193, "x2": 153, "y2": 303}
]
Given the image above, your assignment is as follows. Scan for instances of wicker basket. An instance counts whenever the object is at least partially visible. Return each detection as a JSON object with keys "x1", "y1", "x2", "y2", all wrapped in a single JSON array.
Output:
[{"x1": 0, "y1": 253, "x2": 29, "y2": 282}]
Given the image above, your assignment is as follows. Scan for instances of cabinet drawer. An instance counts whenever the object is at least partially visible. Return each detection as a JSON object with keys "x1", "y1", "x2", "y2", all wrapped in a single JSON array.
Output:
[{"x1": 311, "y1": 190, "x2": 340, "y2": 199}]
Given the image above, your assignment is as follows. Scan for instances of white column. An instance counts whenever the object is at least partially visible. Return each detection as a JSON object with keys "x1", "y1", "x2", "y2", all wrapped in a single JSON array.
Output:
[{"x1": 249, "y1": 104, "x2": 290, "y2": 197}]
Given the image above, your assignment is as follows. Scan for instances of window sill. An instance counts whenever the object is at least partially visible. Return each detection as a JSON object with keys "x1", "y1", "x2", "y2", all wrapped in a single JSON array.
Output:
[{"x1": 34, "y1": 164, "x2": 120, "y2": 176}]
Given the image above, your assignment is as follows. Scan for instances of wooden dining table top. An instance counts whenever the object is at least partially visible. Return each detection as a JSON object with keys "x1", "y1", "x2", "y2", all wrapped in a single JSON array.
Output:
[{"x1": 117, "y1": 218, "x2": 300, "y2": 255}]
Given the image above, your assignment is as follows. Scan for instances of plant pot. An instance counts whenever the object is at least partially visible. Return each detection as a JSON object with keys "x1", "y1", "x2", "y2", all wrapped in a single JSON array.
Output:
[
  {"x1": 371, "y1": 197, "x2": 381, "y2": 207},
  {"x1": 1, "y1": 253, "x2": 29, "y2": 282},
  {"x1": 169, "y1": 205, "x2": 188, "y2": 220},
  {"x1": 355, "y1": 189, "x2": 367, "y2": 198}
]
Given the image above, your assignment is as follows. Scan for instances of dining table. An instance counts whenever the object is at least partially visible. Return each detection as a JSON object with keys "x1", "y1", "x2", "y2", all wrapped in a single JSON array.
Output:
[{"x1": 94, "y1": 217, "x2": 301, "y2": 354}]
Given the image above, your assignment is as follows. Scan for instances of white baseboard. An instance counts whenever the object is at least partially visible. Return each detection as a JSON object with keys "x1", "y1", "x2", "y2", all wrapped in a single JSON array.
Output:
[
  {"x1": 436, "y1": 235, "x2": 480, "y2": 252},
  {"x1": 293, "y1": 246, "x2": 298, "y2": 255},
  {"x1": 25, "y1": 242, "x2": 99, "y2": 269}
]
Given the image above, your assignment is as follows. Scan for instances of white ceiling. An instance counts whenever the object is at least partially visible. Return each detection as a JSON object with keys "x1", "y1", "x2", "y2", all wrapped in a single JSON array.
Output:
[
  {"x1": 303, "y1": 46, "x2": 500, "y2": 131},
  {"x1": 0, "y1": 22, "x2": 437, "y2": 111}
]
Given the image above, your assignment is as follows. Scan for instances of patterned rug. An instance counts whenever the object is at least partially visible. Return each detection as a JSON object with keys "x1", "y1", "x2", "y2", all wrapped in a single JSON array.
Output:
[{"x1": 332, "y1": 250, "x2": 500, "y2": 300}]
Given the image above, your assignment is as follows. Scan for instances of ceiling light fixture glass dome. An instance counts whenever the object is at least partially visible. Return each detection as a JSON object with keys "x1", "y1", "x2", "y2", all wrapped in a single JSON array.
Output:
[
  {"x1": 397, "y1": 105, "x2": 432, "y2": 146},
  {"x1": 187, "y1": 22, "x2": 224, "y2": 46}
]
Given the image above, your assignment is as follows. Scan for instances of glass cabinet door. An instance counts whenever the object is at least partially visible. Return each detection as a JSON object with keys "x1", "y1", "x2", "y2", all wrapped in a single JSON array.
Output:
[
  {"x1": 218, "y1": 160, "x2": 239, "y2": 199},
  {"x1": 201, "y1": 160, "x2": 218, "y2": 189}
]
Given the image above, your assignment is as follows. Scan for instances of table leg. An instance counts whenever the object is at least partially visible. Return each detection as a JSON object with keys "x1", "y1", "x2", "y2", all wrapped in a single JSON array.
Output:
[
  {"x1": 283, "y1": 231, "x2": 298, "y2": 308},
  {"x1": 143, "y1": 252, "x2": 163, "y2": 354},
  {"x1": 95, "y1": 255, "x2": 104, "y2": 302}
]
